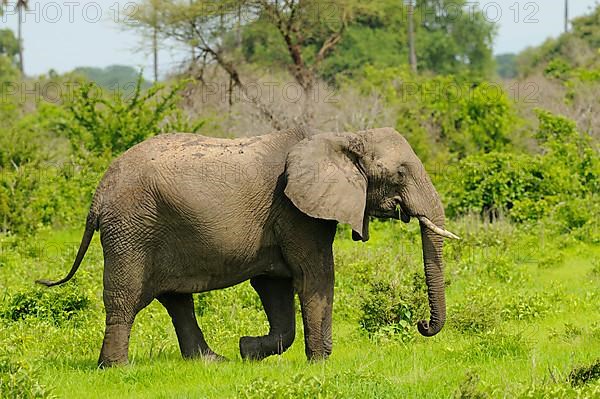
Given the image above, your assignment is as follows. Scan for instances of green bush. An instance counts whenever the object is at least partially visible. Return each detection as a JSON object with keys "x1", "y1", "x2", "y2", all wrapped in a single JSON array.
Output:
[
  {"x1": 0, "y1": 76, "x2": 210, "y2": 234},
  {"x1": 0, "y1": 356, "x2": 53, "y2": 399},
  {"x1": 442, "y1": 110, "x2": 600, "y2": 225},
  {"x1": 358, "y1": 275, "x2": 427, "y2": 342},
  {"x1": 57, "y1": 76, "x2": 205, "y2": 156},
  {"x1": 242, "y1": 374, "x2": 340, "y2": 399},
  {"x1": 348, "y1": 66, "x2": 519, "y2": 163},
  {"x1": 442, "y1": 152, "x2": 555, "y2": 220},
  {"x1": 0, "y1": 158, "x2": 104, "y2": 234},
  {"x1": 519, "y1": 382, "x2": 600, "y2": 399},
  {"x1": 501, "y1": 292, "x2": 554, "y2": 321},
  {"x1": 450, "y1": 287, "x2": 500, "y2": 334},
  {"x1": 569, "y1": 359, "x2": 600, "y2": 387},
  {"x1": 1, "y1": 286, "x2": 89, "y2": 325}
]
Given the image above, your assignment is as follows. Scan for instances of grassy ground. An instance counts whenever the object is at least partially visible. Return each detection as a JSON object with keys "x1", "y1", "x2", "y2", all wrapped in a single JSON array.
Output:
[{"x1": 1, "y1": 218, "x2": 599, "y2": 398}]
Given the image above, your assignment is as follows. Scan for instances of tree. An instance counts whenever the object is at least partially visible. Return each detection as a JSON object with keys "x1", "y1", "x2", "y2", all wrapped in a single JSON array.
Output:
[
  {"x1": 415, "y1": 0, "x2": 496, "y2": 79},
  {"x1": 244, "y1": 0, "x2": 497, "y2": 81},
  {"x1": 0, "y1": 29, "x2": 19, "y2": 83},
  {"x1": 1, "y1": 0, "x2": 27, "y2": 74},
  {"x1": 122, "y1": 0, "x2": 162, "y2": 82},
  {"x1": 0, "y1": 29, "x2": 19, "y2": 61},
  {"x1": 516, "y1": 4, "x2": 600, "y2": 75},
  {"x1": 129, "y1": 0, "x2": 354, "y2": 128}
]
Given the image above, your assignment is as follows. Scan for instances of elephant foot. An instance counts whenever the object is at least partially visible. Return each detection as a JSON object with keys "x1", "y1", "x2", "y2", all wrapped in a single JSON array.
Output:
[
  {"x1": 203, "y1": 351, "x2": 228, "y2": 362},
  {"x1": 98, "y1": 358, "x2": 128, "y2": 369},
  {"x1": 239, "y1": 336, "x2": 270, "y2": 361},
  {"x1": 240, "y1": 333, "x2": 294, "y2": 361},
  {"x1": 184, "y1": 349, "x2": 227, "y2": 362}
]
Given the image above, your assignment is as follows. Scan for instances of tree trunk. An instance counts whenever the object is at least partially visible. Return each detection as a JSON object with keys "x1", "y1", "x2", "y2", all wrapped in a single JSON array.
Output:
[
  {"x1": 407, "y1": 1, "x2": 417, "y2": 73},
  {"x1": 153, "y1": 26, "x2": 158, "y2": 82},
  {"x1": 18, "y1": 4, "x2": 24, "y2": 74},
  {"x1": 564, "y1": 0, "x2": 569, "y2": 33}
]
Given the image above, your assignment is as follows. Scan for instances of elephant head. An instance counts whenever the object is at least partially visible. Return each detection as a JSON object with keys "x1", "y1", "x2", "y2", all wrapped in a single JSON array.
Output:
[{"x1": 284, "y1": 127, "x2": 459, "y2": 337}]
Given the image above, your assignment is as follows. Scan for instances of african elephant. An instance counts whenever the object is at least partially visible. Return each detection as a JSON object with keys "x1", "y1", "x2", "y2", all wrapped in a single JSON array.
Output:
[{"x1": 37, "y1": 127, "x2": 459, "y2": 367}]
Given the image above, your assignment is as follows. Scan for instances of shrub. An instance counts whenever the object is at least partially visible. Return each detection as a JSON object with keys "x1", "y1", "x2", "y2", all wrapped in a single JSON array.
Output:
[
  {"x1": 569, "y1": 359, "x2": 600, "y2": 387},
  {"x1": 450, "y1": 287, "x2": 500, "y2": 334},
  {"x1": 442, "y1": 110, "x2": 600, "y2": 225},
  {"x1": 0, "y1": 356, "x2": 53, "y2": 399},
  {"x1": 519, "y1": 382, "x2": 600, "y2": 398},
  {"x1": 242, "y1": 374, "x2": 340, "y2": 399},
  {"x1": 57, "y1": 76, "x2": 206, "y2": 156},
  {"x1": 442, "y1": 152, "x2": 559, "y2": 221},
  {"x1": 1, "y1": 286, "x2": 89, "y2": 325},
  {"x1": 348, "y1": 66, "x2": 519, "y2": 164},
  {"x1": 0, "y1": 158, "x2": 105, "y2": 234},
  {"x1": 501, "y1": 293, "x2": 553, "y2": 321},
  {"x1": 358, "y1": 275, "x2": 427, "y2": 342},
  {"x1": 454, "y1": 371, "x2": 496, "y2": 399}
]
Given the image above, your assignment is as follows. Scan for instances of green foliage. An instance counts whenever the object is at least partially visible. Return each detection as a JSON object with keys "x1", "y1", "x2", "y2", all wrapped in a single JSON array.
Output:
[
  {"x1": 0, "y1": 158, "x2": 104, "y2": 234},
  {"x1": 358, "y1": 275, "x2": 427, "y2": 342},
  {"x1": 452, "y1": 83, "x2": 514, "y2": 156},
  {"x1": 442, "y1": 152, "x2": 547, "y2": 220},
  {"x1": 501, "y1": 292, "x2": 553, "y2": 321},
  {"x1": 242, "y1": 374, "x2": 340, "y2": 399},
  {"x1": 0, "y1": 28, "x2": 19, "y2": 61},
  {"x1": 450, "y1": 287, "x2": 500, "y2": 334},
  {"x1": 519, "y1": 382, "x2": 600, "y2": 399},
  {"x1": 349, "y1": 66, "x2": 518, "y2": 163},
  {"x1": 0, "y1": 75, "x2": 210, "y2": 235},
  {"x1": 0, "y1": 355, "x2": 53, "y2": 399},
  {"x1": 0, "y1": 29, "x2": 19, "y2": 84},
  {"x1": 58, "y1": 76, "x2": 205, "y2": 156},
  {"x1": 569, "y1": 359, "x2": 600, "y2": 387},
  {"x1": 241, "y1": 0, "x2": 496, "y2": 82},
  {"x1": 441, "y1": 110, "x2": 600, "y2": 227},
  {"x1": 415, "y1": 0, "x2": 496, "y2": 80},
  {"x1": 517, "y1": 5, "x2": 600, "y2": 76},
  {"x1": 1, "y1": 286, "x2": 89, "y2": 324},
  {"x1": 0, "y1": 54, "x2": 19, "y2": 83}
]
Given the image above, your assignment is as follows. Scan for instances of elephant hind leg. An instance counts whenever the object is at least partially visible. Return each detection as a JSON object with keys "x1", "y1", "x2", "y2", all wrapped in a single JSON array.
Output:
[
  {"x1": 98, "y1": 249, "x2": 155, "y2": 368},
  {"x1": 157, "y1": 293, "x2": 224, "y2": 361},
  {"x1": 98, "y1": 288, "x2": 152, "y2": 368},
  {"x1": 240, "y1": 276, "x2": 296, "y2": 361}
]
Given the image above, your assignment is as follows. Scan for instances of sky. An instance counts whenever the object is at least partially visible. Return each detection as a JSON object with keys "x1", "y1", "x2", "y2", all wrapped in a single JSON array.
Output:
[{"x1": 0, "y1": 0, "x2": 598, "y2": 79}]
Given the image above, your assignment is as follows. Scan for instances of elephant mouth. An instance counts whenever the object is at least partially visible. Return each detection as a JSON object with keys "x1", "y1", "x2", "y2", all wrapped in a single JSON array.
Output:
[
  {"x1": 396, "y1": 204, "x2": 411, "y2": 224},
  {"x1": 372, "y1": 203, "x2": 411, "y2": 223}
]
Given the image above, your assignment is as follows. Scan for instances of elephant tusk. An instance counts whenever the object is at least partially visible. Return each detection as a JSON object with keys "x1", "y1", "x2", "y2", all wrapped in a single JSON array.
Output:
[{"x1": 417, "y1": 216, "x2": 461, "y2": 240}]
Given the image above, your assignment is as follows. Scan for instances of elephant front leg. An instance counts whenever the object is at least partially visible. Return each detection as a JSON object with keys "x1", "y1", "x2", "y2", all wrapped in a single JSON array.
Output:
[
  {"x1": 240, "y1": 276, "x2": 296, "y2": 360},
  {"x1": 297, "y1": 263, "x2": 334, "y2": 361}
]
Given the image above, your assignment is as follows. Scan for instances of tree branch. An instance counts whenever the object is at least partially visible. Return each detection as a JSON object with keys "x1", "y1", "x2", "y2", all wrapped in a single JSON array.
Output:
[{"x1": 192, "y1": 25, "x2": 286, "y2": 130}]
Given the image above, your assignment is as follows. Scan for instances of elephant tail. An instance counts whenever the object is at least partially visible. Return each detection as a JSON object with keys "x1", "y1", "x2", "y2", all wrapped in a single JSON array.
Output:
[{"x1": 36, "y1": 210, "x2": 99, "y2": 287}]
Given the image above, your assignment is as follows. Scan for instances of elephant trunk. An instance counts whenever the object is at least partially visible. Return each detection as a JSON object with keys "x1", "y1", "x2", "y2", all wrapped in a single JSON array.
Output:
[{"x1": 416, "y1": 202, "x2": 447, "y2": 337}]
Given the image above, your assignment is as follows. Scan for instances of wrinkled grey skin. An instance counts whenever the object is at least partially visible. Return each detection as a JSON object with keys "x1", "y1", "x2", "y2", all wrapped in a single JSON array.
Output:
[{"x1": 38, "y1": 127, "x2": 448, "y2": 367}]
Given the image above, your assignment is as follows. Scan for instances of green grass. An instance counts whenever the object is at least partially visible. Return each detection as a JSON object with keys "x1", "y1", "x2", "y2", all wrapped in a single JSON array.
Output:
[{"x1": 1, "y1": 219, "x2": 599, "y2": 398}]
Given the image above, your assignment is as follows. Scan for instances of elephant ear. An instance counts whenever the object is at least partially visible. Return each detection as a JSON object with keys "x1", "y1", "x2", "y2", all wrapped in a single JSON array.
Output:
[{"x1": 284, "y1": 132, "x2": 369, "y2": 241}]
